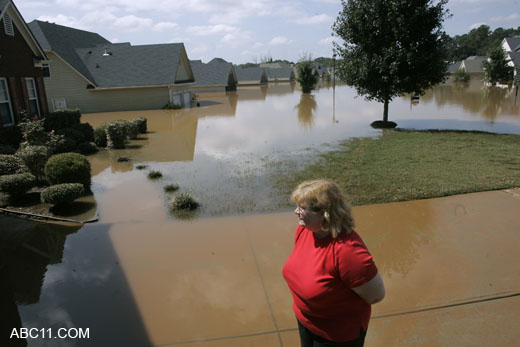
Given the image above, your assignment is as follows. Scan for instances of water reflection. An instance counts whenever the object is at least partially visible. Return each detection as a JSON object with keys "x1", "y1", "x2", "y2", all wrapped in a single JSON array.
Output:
[{"x1": 294, "y1": 94, "x2": 317, "y2": 129}]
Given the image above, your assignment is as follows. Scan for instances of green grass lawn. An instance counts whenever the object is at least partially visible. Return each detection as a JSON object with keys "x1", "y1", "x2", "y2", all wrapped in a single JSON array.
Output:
[{"x1": 275, "y1": 130, "x2": 520, "y2": 206}]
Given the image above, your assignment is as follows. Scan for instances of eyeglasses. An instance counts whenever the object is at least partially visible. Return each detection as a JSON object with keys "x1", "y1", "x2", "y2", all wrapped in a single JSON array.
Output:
[{"x1": 295, "y1": 205, "x2": 320, "y2": 213}]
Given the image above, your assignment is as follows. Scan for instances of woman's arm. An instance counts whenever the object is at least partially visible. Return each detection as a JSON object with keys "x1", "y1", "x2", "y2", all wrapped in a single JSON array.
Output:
[{"x1": 351, "y1": 272, "x2": 385, "y2": 304}]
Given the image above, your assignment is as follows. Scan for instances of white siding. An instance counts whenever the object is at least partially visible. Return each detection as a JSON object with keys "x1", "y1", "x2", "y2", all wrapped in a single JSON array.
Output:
[
  {"x1": 43, "y1": 52, "x2": 173, "y2": 113},
  {"x1": 175, "y1": 54, "x2": 191, "y2": 82}
]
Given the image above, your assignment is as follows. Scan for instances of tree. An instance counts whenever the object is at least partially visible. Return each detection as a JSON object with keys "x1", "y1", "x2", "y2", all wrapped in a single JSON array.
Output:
[
  {"x1": 333, "y1": 0, "x2": 450, "y2": 127},
  {"x1": 482, "y1": 46, "x2": 514, "y2": 84},
  {"x1": 453, "y1": 68, "x2": 470, "y2": 82},
  {"x1": 296, "y1": 60, "x2": 319, "y2": 93}
]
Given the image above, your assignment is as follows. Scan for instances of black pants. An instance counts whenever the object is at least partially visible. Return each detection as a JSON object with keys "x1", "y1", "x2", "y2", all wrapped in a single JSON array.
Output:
[{"x1": 297, "y1": 320, "x2": 366, "y2": 347}]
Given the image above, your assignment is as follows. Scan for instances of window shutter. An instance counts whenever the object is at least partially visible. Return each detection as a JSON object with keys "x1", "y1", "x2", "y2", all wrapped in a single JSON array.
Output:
[{"x1": 3, "y1": 13, "x2": 14, "y2": 36}]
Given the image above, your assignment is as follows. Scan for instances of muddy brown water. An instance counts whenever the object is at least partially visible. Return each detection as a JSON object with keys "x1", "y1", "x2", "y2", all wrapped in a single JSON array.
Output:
[{"x1": 3, "y1": 80, "x2": 520, "y2": 346}]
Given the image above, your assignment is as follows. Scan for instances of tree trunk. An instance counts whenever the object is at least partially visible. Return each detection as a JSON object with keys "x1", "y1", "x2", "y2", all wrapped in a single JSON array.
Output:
[{"x1": 383, "y1": 99, "x2": 389, "y2": 122}]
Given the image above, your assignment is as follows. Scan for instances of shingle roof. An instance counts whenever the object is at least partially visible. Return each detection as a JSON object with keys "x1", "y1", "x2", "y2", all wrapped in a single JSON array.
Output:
[
  {"x1": 28, "y1": 20, "x2": 110, "y2": 84},
  {"x1": 461, "y1": 56, "x2": 487, "y2": 73},
  {"x1": 76, "y1": 43, "x2": 190, "y2": 88},
  {"x1": 508, "y1": 51, "x2": 520, "y2": 68},
  {"x1": 447, "y1": 61, "x2": 462, "y2": 73},
  {"x1": 208, "y1": 58, "x2": 228, "y2": 64},
  {"x1": 191, "y1": 60, "x2": 235, "y2": 87},
  {"x1": 265, "y1": 67, "x2": 295, "y2": 80},
  {"x1": 0, "y1": 0, "x2": 9, "y2": 15},
  {"x1": 235, "y1": 67, "x2": 267, "y2": 83},
  {"x1": 504, "y1": 37, "x2": 520, "y2": 52}
]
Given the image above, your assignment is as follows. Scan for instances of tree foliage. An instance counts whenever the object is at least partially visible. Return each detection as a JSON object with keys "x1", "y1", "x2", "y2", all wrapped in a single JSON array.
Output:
[
  {"x1": 333, "y1": 0, "x2": 449, "y2": 123},
  {"x1": 482, "y1": 46, "x2": 514, "y2": 84},
  {"x1": 296, "y1": 60, "x2": 319, "y2": 93},
  {"x1": 453, "y1": 67, "x2": 470, "y2": 82}
]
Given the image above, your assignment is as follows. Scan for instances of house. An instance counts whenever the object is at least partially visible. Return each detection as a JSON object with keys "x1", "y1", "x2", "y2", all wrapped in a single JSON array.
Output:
[
  {"x1": 501, "y1": 36, "x2": 520, "y2": 80},
  {"x1": 259, "y1": 62, "x2": 291, "y2": 69},
  {"x1": 235, "y1": 67, "x2": 268, "y2": 86},
  {"x1": 0, "y1": 0, "x2": 48, "y2": 127},
  {"x1": 447, "y1": 61, "x2": 462, "y2": 74},
  {"x1": 265, "y1": 67, "x2": 295, "y2": 82},
  {"x1": 191, "y1": 58, "x2": 237, "y2": 92},
  {"x1": 459, "y1": 56, "x2": 488, "y2": 77},
  {"x1": 28, "y1": 20, "x2": 194, "y2": 114},
  {"x1": 314, "y1": 62, "x2": 327, "y2": 78}
]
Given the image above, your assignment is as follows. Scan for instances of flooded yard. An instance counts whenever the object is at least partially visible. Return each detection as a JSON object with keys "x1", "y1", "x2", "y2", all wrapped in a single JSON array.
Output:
[
  {"x1": 80, "y1": 80, "x2": 520, "y2": 221},
  {"x1": 3, "y1": 80, "x2": 520, "y2": 346}
]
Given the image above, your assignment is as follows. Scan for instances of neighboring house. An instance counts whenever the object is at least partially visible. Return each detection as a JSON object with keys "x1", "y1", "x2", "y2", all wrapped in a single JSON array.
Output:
[
  {"x1": 459, "y1": 56, "x2": 488, "y2": 77},
  {"x1": 314, "y1": 62, "x2": 326, "y2": 78},
  {"x1": 235, "y1": 67, "x2": 268, "y2": 86},
  {"x1": 28, "y1": 20, "x2": 194, "y2": 114},
  {"x1": 259, "y1": 62, "x2": 291, "y2": 69},
  {"x1": 191, "y1": 59, "x2": 237, "y2": 92},
  {"x1": 265, "y1": 67, "x2": 295, "y2": 82},
  {"x1": 501, "y1": 36, "x2": 520, "y2": 79},
  {"x1": 0, "y1": 0, "x2": 48, "y2": 127},
  {"x1": 447, "y1": 61, "x2": 462, "y2": 74}
]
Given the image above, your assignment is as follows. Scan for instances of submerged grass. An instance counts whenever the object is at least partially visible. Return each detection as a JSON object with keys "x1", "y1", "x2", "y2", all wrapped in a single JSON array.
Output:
[{"x1": 275, "y1": 130, "x2": 520, "y2": 206}]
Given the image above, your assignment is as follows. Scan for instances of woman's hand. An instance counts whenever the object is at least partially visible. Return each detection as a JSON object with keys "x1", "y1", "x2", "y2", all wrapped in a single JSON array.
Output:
[{"x1": 352, "y1": 272, "x2": 385, "y2": 304}]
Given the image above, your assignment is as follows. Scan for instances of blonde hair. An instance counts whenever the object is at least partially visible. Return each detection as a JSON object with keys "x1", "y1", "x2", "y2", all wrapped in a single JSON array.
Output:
[{"x1": 291, "y1": 179, "x2": 354, "y2": 238}]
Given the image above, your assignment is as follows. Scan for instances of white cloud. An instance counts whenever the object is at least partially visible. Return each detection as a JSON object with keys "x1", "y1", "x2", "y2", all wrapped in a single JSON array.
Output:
[
  {"x1": 319, "y1": 37, "x2": 334, "y2": 45},
  {"x1": 270, "y1": 36, "x2": 290, "y2": 45},
  {"x1": 186, "y1": 24, "x2": 237, "y2": 36},
  {"x1": 291, "y1": 14, "x2": 333, "y2": 25},
  {"x1": 221, "y1": 31, "x2": 252, "y2": 48},
  {"x1": 36, "y1": 14, "x2": 86, "y2": 29},
  {"x1": 490, "y1": 13, "x2": 520, "y2": 23},
  {"x1": 153, "y1": 22, "x2": 178, "y2": 32},
  {"x1": 113, "y1": 15, "x2": 153, "y2": 31},
  {"x1": 253, "y1": 42, "x2": 264, "y2": 49}
]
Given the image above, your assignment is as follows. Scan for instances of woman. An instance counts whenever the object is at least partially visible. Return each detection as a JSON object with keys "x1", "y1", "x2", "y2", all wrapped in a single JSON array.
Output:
[{"x1": 282, "y1": 179, "x2": 385, "y2": 347}]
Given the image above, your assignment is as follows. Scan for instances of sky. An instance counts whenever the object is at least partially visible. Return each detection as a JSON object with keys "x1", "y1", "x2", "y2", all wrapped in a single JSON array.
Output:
[{"x1": 13, "y1": 0, "x2": 520, "y2": 64}]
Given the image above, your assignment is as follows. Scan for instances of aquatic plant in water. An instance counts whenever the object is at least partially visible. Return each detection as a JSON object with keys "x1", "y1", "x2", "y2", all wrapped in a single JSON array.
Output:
[
  {"x1": 170, "y1": 193, "x2": 199, "y2": 211},
  {"x1": 164, "y1": 184, "x2": 179, "y2": 192},
  {"x1": 147, "y1": 170, "x2": 162, "y2": 179}
]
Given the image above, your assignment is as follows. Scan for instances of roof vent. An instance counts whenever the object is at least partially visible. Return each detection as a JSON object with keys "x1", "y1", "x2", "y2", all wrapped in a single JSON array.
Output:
[
  {"x1": 102, "y1": 47, "x2": 112, "y2": 56},
  {"x1": 3, "y1": 13, "x2": 14, "y2": 36}
]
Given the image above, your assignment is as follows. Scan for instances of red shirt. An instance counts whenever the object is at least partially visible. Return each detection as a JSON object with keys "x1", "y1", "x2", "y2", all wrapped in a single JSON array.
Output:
[{"x1": 282, "y1": 225, "x2": 378, "y2": 342}]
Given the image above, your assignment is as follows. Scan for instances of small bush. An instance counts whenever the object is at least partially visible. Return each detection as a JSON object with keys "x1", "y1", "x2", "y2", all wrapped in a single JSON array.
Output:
[
  {"x1": 47, "y1": 133, "x2": 76, "y2": 154},
  {"x1": 133, "y1": 117, "x2": 147, "y2": 134},
  {"x1": 43, "y1": 109, "x2": 81, "y2": 131},
  {"x1": 45, "y1": 153, "x2": 91, "y2": 190},
  {"x1": 56, "y1": 127, "x2": 85, "y2": 145},
  {"x1": 122, "y1": 120, "x2": 140, "y2": 140},
  {"x1": 19, "y1": 119, "x2": 48, "y2": 146},
  {"x1": 41, "y1": 183, "x2": 84, "y2": 205},
  {"x1": 0, "y1": 154, "x2": 27, "y2": 175},
  {"x1": 453, "y1": 68, "x2": 470, "y2": 82},
  {"x1": 164, "y1": 184, "x2": 179, "y2": 192},
  {"x1": 106, "y1": 122, "x2": 127, "y2": 149},
  {"x1": 0, "y1": 173, "x2": 36, "y2": 198},
  {"x1": 147, "y1": 170, "x2": 162, "y2": 179},
  {"x1": 16, "y1": 146, "x2": 50, "y2": 181},
  {"x1": 77, "y1": 142, "x2": 98, "y2": 155},
  {"x1": 94, "y1": 124, "x2": 108, "y2": 147},
  {"x1": 162, "y1": 102, "x2": 181, "y2": 109},
  {"x1": 0, "y1": 126, "x2": 22, "y2": 149},
  {"x1": 135, "y1": 164, "x2": 147, "y2": 170},
  {"x1": 72, "y1": 123, "x2": 94, "y2": 142},
  {"x1": 0, "y1": 144, "x2": 16, "y2": 155},
  {"x1": 117, "y1": 156, "x2": 130, "y2": 162},
  {"x1": 170, "y1": 193, "x2": 199, "y2": 211}
]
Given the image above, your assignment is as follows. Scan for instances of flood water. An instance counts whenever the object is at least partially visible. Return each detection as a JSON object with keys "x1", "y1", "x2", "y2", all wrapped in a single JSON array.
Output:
[
  {"x1": 2, "y1": 79, "x2": 520, "y2": 346},
  {"x1": 79, "y1": 79, "x2": 520, "y2": 221}
]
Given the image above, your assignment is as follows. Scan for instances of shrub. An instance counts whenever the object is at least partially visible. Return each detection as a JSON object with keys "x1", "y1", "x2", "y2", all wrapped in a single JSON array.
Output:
[
  {"x1": 44, "y1": 153, "x2": 91, "y2": 190},
  {"x1": 41, "y1": 183, "x2": 84, "y2": 205},
  {"x1": 56, "y1": 127, "x2": 85, "y2": 146},
  {"x1": 77, "y1": 142, "x2": 98, "y2": 155},
  {"x1": 164, "y1": 184, "x2": 179, "y2": 192},
  {"x1": 133, "y1": 117, "x2": 147, "y2": 134},
  {"x1": 121, "y1": 120, "x2": 139, "y2": 140},
  {"x1": 170, "y1": 193, "x2": 199, "y2": 211},
  {"x1": 94, "y1": 124, "x2": 108, "y2": 147},
  {"x1": 106, "y1": 122, "x2": 127, "y2": 149},
  {"x1": 43, "y1": 109, "x2": 81, "y2": 131},
  {"x1": 296, "y1": 60, "x2": 319, "y2": 93},
  {"x1": 162, "y1": 102, "x2": 181, "y2": 109},
  {"x1": 47, "y1": 133, "x2": 76, "y2": 154},
  {"x1": 147, "y1": 170, "x2": 162, "y2": 179},
  {"x1": 117, "y1": 156, "x2": 130, "y2": 162},
  {"x1": 0, "y1": 173, "x2": 36, "y2": 198},
  {"x1": 135, "y1": 164, "x2": 147, "y2": 170},
  {"x1": 0, "y1": 154, "x2": 27, "y2": 175},
  {"x1": 453, "y1": 68, "x2": 470, "y2": 83},
  {"x1": 0, "y1": 144, "x2": 16, "y2": 154},
  {"x1": 16, "y1": 145, "x2": 50, "y2": 181},
  {"x1": 73, "y1": 123, "x2": 95, "y2": 142},
  {"x1": 19, "y1": 119, "x2": 48, "y2": 146},
  {"x1": 0, "y1": 126, "x2": 22, "y2": 149}
]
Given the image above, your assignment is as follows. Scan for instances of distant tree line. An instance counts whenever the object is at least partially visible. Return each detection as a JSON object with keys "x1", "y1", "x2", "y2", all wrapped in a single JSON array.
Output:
[{"x1": 444, "y1": 25, "x2": 520, "y2": 62}]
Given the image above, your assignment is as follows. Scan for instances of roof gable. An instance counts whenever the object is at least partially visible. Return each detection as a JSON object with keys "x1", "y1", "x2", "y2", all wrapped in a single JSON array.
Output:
[
  {"x1": 191, "y1": 60, "x2": 235, "y2": 87},
  {"x1": 235, "y1": 67, "x2": 267, "y2": 83},
  {"x1": 1, "y1": 0, "x2": 47, "y2": 60},
  {"x1": 504, "y1": 36, "x2": 520, "y2": 52}
]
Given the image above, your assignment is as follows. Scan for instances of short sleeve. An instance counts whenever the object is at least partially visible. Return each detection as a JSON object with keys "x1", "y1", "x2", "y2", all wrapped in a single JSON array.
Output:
[
  {"x1": 336, "y1": 236, "x2": 378, "y2": 288},
  {"x1": 294, "y1": 225, "x2": 305, "y2": 244}
]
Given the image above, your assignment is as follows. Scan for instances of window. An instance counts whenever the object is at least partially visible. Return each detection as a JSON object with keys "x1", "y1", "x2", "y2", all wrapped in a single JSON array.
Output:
[
  {"x1": 3, "y1": 13, "x2": 14, "y2": 36},
  {"x1": 0, "y1": 78, "x2": 14, "y2": 126},
  {"x1": 42, "y1": 63, "x2": 51, "y2": 77},
  {"x1": 25, "y1": 78, "x2": 40, "y2": 118}
]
